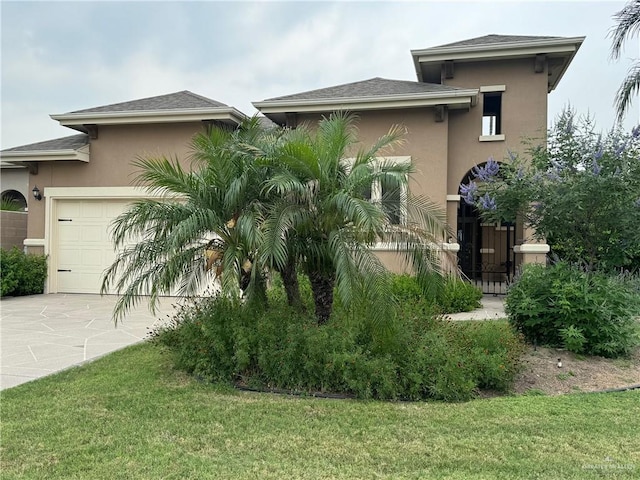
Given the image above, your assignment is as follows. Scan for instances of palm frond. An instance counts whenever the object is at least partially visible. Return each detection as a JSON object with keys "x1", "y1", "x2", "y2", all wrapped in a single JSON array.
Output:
[
  {"x1": 610, "y1": 0, "x2": 640, "y2": 60},
  {"x1": 329, "y1": 229, "x2": 396, "y2": 331},
  {"x1": 615, "y1": 61, "x2": 640, "y2": 121}
]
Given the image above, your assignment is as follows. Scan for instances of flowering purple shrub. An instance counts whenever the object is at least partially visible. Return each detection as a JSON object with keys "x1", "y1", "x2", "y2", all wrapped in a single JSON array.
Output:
[{"x1": 463, "y1": 108, "x2": 640, "y2": 271}]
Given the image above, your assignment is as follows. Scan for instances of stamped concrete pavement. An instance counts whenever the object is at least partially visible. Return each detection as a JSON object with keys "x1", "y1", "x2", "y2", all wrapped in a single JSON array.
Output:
[{"x1": 0, "y1": 294, "x2": 176, "y2": 390}]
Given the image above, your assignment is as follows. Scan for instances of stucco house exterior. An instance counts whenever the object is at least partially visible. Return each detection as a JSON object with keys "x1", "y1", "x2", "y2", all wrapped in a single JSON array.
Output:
[{"x1": 0, "y1": 34, "x2": 584, "y2": 295}]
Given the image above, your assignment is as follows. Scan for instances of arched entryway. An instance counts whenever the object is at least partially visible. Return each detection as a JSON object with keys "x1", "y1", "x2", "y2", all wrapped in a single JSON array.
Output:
[{"x1": 457, "y1": 166, "x2": 516, "y2": 294}]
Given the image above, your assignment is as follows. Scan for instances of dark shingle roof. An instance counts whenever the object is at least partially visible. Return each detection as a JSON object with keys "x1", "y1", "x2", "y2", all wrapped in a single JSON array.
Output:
[
  {"x1": 430, "y1": 34, "x2": 563, "y2": 49},
  {"x1": 2, "y1": 134, "x2": 89, "y2": 153},
  {"x1": 67, "y1": 91, "x2": 227, "y2": 114},
  {"x1": 264, "y1": 77, "x2": 471, "y2": 102}
]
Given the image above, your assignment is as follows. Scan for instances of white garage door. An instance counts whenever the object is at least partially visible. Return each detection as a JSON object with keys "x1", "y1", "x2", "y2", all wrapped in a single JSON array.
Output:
[{"x1": 55, "y1": 199, "x2": 134, "y2": 294}]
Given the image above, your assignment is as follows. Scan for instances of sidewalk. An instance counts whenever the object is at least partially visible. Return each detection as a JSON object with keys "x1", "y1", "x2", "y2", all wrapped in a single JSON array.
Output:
[{"x1": 445, "y1": 295, "x2": 507, "y2": 321}]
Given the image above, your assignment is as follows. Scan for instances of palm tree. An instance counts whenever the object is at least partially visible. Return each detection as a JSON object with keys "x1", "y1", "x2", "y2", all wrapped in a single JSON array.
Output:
[
  {"x1": 102, "y1": 117, "x2": 275, "y2": 321},
  {"x1": 610, "y1": 0, "x2": 640, "y2": 122},
  {"x1": 260, "y1": 112, "x2": 453, "y2": 325}
]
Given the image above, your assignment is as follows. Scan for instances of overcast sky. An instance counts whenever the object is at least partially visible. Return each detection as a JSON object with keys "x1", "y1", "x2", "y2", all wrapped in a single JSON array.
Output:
[{"x1": 1, "y1": 0, "x2": 638, "y2": 149}]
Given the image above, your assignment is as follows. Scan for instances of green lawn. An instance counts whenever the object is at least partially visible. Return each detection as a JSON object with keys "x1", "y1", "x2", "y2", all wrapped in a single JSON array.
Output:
[{"x1": 2, "y1": 343, "x2": 638, "y2": 480}]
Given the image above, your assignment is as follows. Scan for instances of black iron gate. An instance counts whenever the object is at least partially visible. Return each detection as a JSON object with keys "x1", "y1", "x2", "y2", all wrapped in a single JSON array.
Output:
[{"x1": 457, "y1": 201, "x2": 516, "y2": 294}]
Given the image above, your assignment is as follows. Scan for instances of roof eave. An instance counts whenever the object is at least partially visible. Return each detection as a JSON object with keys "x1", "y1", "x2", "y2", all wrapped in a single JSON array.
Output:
[
  {"x1": 50, "y1": 107, "x2": 248, "y2": 128},
  {"x1": 0, "y1": 148, "x2": 90, "y2": 163},
  {"x1": 254, "y1": 89, "x2": 478, "y2": 114},
  {"x1": 411, "y1": 36, "x2": 585, "y2": 61}
]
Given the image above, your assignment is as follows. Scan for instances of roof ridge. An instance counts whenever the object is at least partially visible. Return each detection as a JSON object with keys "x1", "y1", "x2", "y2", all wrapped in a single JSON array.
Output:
[
  {"x1": 66, "y1": 90, "x2": 227, "y2": 115},
  {"x1": 180, "y1": 90, "x2": 229, "y2": 107},
  {"x1": 426, "y1": 33, "x2": 566, "y2": 50}
]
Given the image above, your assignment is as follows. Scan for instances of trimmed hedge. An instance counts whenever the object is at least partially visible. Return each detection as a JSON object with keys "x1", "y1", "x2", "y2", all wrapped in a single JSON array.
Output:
[{"x1": 1, "y1": 247, "x2": 47, "y2": 297}]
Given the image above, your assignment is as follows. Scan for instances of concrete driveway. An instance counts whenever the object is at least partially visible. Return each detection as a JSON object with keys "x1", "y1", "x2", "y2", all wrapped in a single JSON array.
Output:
[{"x1": 0, "y1": 294, "x2": 176, "y2": 390}]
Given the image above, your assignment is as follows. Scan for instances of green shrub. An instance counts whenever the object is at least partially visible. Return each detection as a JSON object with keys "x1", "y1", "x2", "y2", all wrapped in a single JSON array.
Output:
[
  {"x1": 559, "y1": 325, "x2": 587, "y2": 354},
  {"x1": 154, "y1": 286, "x2": 525, "y2": 402},
  {"x1": 0, "y1": 247, "x2": 47, "y2": 297},
  {"x1": 506, "y1": 263, "x2": 640, "y2": 358},
  {"x1": 439, "y1": 276, "x2": 483, "y2": 313},
  {"x1": 389, "y1": 273, "x2": 482, "y2": 314}
]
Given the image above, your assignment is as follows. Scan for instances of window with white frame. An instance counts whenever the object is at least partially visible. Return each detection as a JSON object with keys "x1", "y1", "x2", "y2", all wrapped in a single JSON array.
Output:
[
  {"x1": 479, "y1": 85, "x2": 506, "y2": 141},
  {"x1": 346, "y1": 156, "x2": 410, "y2": 226}
]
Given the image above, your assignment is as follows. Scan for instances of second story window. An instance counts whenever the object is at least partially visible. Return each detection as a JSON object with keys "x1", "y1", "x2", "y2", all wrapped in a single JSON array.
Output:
[
  {"x1": 482, "y1": 92, "x2": 502, "y2": 136},
  {"x1": 479, "y1": 85, "x2": 506, "y2": 141}
]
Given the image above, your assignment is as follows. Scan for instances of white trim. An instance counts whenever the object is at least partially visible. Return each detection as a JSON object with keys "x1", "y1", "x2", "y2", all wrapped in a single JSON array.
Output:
[
  {"x1": 513, "y1": 244, "x2": 550, "y2": 254},
  {"x1": 24, "y1": 238, "x2": 45, "y2": 247},
  {"x1": 480, "y1": 248, "x2": 495, "y2": 254},
  {"x1": 342, "y1": 156, "x2": 411, "y2": 226},
  {"x1": 1, "y1": 147, "x2": 89, "y2": 163},
  {"x1": 411, "y1": 37, "x2": 584, "y2": 62},
  {"x1": 253, "y1": 89, "x2": 478, "y2": 114},
  {"x1": 441, "y1": 242, "x2": 460, "y2": 252},
  {"x1": 44, "y1": 186, "x2": 169, "y2": 199},
  {"x1": 480, "y1": 85, "x2": 506, "y2": 93},
  {"x1": 370, "y1": 242, "x2": 457, "y2": 252},
  {"x1": 50, "y1": 107, "x2": 246, "y2": 128},
  {"x1": 446, "y1": 194, "x2": 460, "y2": 202},
  {"x1": 479, "y1": 134, "x2": 505, "y2": 142}
]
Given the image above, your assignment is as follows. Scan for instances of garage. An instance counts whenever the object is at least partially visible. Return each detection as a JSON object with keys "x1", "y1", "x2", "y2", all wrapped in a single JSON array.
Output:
[{"x1": 55, "y1": 199, "x2": 134, "y2": 294}]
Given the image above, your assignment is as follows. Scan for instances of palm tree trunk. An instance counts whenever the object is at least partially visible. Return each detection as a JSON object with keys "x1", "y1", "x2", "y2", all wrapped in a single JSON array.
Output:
[
  {"x1": 308, "y1": 271, "x2": 335, "y2": 325},
  {"x1": 278, "y1": 259, "x2": 302, "y2": 310}
]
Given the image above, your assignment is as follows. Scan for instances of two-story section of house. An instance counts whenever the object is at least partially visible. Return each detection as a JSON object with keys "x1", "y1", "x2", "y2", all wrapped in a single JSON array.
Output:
[{"x1": 255, "y1": 34, "x2": 584, "y2": 292}]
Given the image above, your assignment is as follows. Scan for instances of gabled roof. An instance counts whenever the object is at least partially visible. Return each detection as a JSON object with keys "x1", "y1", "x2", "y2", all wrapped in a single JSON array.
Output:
[
  {"x1": 411, "y1": 34, "x2": 585, "y2": 92},
  {"x1": 0, "y1": 134, "x2": 90, "y2": 163},
  {"x1": 432, "y1": 34, "x2": 562, "y2": 49},
  {"x1": 67, "y1": 90, "x2": 226, "y2": 114},
  {"x1": 51, "y1": 90, "x2": 247, "y2": 133},
  {"x1": 254, "y1": 77, "x2": 478, "y2": 124}
]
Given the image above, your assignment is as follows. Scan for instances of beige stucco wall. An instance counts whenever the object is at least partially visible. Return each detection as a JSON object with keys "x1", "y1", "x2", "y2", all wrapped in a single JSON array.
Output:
[
  {"x1": 1, "y1": 211, "x2": 28, "y2": 250},
  {"x1": 26, "y1": 122, "x2": 206, "y2": 242},
  {"x1": 297, "y1": 108, "x2": 450, "y2": 209},
  {"x1": 445, "y1": 58, "x2": 548, "y2": 197}
]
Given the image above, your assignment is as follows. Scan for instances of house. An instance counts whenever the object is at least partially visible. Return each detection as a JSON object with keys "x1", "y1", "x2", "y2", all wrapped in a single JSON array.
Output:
[{"x1": 0, "y1": 34, "x2": 583, "y2": 295}]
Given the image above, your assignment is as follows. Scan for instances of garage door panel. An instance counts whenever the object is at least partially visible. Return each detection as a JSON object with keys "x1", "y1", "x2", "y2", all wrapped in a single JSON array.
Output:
[
  {"x1": 80, "y1": 225, "x2": 106, "y2": 243},
  {"x1": 58, "y1": 225, "x2": 81, "y2": 242},
  {"x1": 80, "y1": 202, "x2": 106, "y2": 218},
  {"x1": 58, "y1": 202, "x2": 80, "y2": 217},
  {"x1": 58, "y1": 271, "x2": 102, "y2": 294},
  {"x1": 58, "y1": 248, "x2": 83, "y2": 268},
  {"x1": 80, "y1": 249, "x2": 104, "y2": 267}
]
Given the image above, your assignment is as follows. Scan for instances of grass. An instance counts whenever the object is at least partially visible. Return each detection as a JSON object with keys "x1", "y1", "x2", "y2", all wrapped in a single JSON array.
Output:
[{"x1": 1, "y1": 343, "x2": 639, "y2": 479}]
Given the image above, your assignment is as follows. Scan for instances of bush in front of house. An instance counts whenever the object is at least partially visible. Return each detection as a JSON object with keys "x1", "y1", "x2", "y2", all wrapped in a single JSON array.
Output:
[
  {"x1": 0, "y1": 247, "x2": 47, "y2": 297},
  {"x1": 505, "y1": 262, "x2": 640, "y2": 358},
  {"x1": 389, "y1": 273, "x2": 482, "y2": 314},
  {"x1": 152, "y1": 280, "x2": 525, "y2": 402}
]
